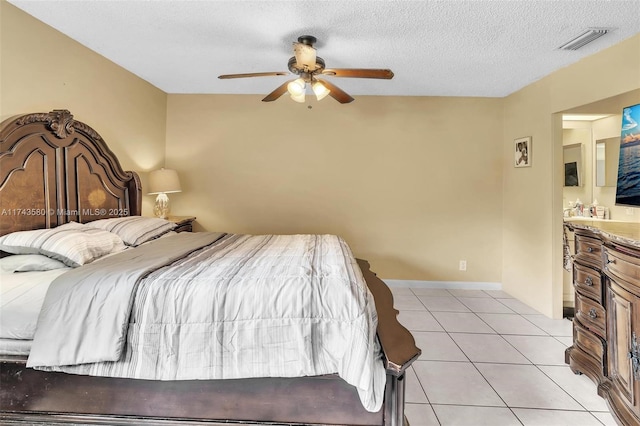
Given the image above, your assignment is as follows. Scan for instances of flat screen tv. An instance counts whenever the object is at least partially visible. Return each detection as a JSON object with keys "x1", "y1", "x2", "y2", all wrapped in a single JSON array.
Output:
[{"x1": 615, "y1": 103, "x2": 640, "y2": 208}]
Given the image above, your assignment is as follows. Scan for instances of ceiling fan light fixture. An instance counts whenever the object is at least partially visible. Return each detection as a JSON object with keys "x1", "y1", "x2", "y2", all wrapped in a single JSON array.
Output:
[
  {"x1": 287, "y1": 78, "x2": 306, "y2": 96},
  {"x1": 220, "y1": 35, "x2": 393, "y2": 104},
  {"x1": 312, "y1": 81, "x2": 330, "y2": 101}
]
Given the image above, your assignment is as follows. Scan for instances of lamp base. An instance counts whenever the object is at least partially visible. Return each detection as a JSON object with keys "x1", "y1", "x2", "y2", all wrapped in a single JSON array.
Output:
[{"x1": 153, "y1": 193, "x2": 170, "y2": 219}]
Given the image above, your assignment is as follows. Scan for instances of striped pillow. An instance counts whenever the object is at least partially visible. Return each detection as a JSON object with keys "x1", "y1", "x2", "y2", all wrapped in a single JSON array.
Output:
[
  {"x1": 85, "y1": 216, "x2": 176, "y2": 246},
  {"x1": 0, "y1": 222, "x2": 126, "y2": 267}
]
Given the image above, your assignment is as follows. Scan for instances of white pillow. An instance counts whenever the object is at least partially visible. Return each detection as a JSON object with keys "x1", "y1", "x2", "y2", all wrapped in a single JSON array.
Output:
[
  {"x1": 85, "y1": 216, "x2": 176, "y2": 246},
  {"x1": 0, "y1": 254, "x2": 68, "y2": 273},
  {"x1": 0, "y1": 222, "x2": 126, "y2": 267}
]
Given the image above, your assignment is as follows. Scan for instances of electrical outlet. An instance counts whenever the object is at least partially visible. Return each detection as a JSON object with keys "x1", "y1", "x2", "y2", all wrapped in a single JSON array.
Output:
[{"x1": 459, "y1": 260, "x2": 467, "y2": 271}]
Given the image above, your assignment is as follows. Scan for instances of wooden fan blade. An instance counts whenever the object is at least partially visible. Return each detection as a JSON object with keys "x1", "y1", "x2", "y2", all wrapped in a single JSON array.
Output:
[
  {"x1": 322, "y1": 68, "x2": 394, "y2": 79},
  {"x1": 218, "y1": 72, "x2": 288, "y2": 79},
  {"x1": 315, "y1": 79, "x2": 354, "y2": 104},
  {"x1": 262, "y1": 79, "x2": 295, "y2": 102}
]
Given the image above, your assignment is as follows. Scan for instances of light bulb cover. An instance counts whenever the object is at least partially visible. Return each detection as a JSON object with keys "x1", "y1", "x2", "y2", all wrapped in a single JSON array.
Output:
[
  {"x1": 312, "y1": 81, "x2": 330, "y2": 101},
  {"x1": 290, "y1": 92, "x2": 306, "y2": 103},
  {"x1": 287, "y1": 78, "x2": 306, "y2": 96}
]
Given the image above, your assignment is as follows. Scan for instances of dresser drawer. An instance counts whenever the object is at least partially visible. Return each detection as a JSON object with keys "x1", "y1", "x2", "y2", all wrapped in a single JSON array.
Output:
[
  {"x1": 575, "y1": 233, "x2": 602, "y2": 267},
  {"x1": 603, "y1": 246, "x2": 640, "y2": 288},
  {"x1": 573, "y1": 263, "x2": 602, "y2": 303},
  {"x1": 573, "y1": 318, "x2": 605, "y2": 370},
  {"x1": 575, "y1": 292, "x2": 606, "y2": 338}
]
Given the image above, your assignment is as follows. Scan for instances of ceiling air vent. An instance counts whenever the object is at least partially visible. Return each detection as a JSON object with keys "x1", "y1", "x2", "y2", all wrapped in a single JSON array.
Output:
[{"x1": 558, "y1": 28, "x2": 611, "y2": 50}]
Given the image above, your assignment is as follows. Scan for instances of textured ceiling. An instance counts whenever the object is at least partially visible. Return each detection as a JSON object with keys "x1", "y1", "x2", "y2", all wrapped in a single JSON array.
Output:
[{"x1": 8, "y1": 0, "x2": 640, "y2": 98}]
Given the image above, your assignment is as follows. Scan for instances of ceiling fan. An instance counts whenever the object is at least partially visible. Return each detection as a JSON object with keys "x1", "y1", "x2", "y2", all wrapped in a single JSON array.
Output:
[{"x1": 218, "y1": 35, "x2": 394, "y2": 104}]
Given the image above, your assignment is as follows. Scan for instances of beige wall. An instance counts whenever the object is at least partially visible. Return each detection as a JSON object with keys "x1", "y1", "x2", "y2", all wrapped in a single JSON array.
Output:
[
  {"x1": 503, "y1": 35, "x2": 640, "y2": 318},
  {"x1": 166, "y1": 95, "x2": 505, "y2": 282},
  {"x1": 0, "y1": 1, "x2": 168, "y2": 216},
  {"x1": 503, "y1": 80, "x2": 559, "y2": 317}
]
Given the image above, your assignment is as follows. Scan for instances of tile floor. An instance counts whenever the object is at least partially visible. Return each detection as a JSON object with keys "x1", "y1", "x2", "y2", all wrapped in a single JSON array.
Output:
[{"x1": 391, "y1": 286, "x2": 617, "y2": 426}]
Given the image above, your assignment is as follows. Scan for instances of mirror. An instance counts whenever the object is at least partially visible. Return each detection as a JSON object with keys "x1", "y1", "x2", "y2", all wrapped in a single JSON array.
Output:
[
  {"x1": 563, "y1": 143, "x2": 583, "y2": 187},
  {"x1": 595, "y1": 137, "x2": 619, "y2": 187}
]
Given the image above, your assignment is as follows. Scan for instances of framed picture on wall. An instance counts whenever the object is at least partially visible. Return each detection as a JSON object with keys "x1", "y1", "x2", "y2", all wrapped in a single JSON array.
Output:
[{"x1": 514, "y1": 136, "x2": 532, "y2": 168}]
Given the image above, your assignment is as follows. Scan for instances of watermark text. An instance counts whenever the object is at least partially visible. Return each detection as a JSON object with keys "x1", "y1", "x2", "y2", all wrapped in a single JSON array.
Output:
[{"x1": 1, "y1": 208, "x2": 129, "y2": 216}]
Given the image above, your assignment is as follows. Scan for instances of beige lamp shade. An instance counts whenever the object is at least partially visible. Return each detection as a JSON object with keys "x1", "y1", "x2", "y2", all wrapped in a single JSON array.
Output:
[{"x1": 148, "y1": 168, "x2": 182, "y2": 194}]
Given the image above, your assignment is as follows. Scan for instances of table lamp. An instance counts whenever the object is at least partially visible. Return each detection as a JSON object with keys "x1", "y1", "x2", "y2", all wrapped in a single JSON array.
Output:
[{"x1": 148, "y1": 168, "x2": 181, "y2": 219}]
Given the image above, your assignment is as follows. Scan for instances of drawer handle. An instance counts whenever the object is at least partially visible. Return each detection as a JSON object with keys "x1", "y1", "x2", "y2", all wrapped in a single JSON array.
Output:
[
  {"x1": 584, "y1": 276, "x2": 593, "y2": 286},
  {"x1": 588, "y1": 308, "x2": 597, "y2": 319},
  {"x1": 604, "y1": 255, "x2": 616, "y2": 270},
  {"x1": 628, "y1": 332, "x2": 640, "y2": 381},
  {"x1": 587, "y1": 247, "x2": 593, "y2": 253}
]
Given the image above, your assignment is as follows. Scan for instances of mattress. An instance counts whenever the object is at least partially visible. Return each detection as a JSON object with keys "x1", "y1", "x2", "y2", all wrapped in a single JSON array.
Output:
[
  {"x1": 0, "y1": 338, "x2": 31, "y2": 356},
  {"x1": 0, "y1": 268, "x2": 69, "y2": 356}
]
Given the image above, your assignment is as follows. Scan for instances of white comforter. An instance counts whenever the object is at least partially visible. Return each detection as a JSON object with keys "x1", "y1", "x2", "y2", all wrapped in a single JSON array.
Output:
[{"x1": 28, "y1": 233, "x2": 385, "y2": 412}]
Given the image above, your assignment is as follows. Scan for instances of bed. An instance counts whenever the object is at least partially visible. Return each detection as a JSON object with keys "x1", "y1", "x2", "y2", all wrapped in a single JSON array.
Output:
[{"x1": 0, "y1": 110, "x2": 420, "y2": 426}]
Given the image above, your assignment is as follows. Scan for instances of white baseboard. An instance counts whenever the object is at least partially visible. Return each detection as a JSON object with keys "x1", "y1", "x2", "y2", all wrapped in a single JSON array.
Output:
[{"x1": 383, "y1": 279, "x2": 502, "y2": 291}]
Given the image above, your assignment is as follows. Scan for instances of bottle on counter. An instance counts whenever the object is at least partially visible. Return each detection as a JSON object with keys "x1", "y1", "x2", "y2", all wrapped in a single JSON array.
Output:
[
  {"x1": 589, "y1": 199, "x2": 598, "y2": 218},
  {"x1": 575, "y1": 198, "x2": 583, "y2": 216}
]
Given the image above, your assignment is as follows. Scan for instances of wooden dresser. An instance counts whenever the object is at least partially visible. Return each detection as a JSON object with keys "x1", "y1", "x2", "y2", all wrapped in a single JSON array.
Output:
[{"x1": 564, "y1": 220, "x2": 640, "y2": 426}]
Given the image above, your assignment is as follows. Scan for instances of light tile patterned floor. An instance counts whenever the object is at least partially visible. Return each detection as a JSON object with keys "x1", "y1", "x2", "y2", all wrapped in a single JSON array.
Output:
[{"x1": 391, "y1": 286, "x2": 617, "y2": 426}]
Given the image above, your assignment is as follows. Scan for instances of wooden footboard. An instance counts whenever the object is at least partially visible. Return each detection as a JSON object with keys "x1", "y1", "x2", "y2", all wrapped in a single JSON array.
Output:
[
  {"x1": 0, "y1": 362, "x2": 385, "y2": 425},
  {"x1": 0, "y1": 260, "x2": 420, "y2": 426},
  {"x1": 358, "y1": 258, "x2": 421, "y2": 426}
]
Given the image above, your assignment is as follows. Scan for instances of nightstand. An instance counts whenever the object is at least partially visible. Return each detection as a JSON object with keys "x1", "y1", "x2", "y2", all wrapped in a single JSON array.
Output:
[{"x1": 166, "y1": 216, "x2": 196, "y2": 233}]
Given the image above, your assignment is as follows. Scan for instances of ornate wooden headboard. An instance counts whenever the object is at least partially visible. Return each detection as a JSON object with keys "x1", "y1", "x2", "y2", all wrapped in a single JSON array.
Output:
[{"x1": 0, "y1": 110, "x2": 141, "y2": 236}]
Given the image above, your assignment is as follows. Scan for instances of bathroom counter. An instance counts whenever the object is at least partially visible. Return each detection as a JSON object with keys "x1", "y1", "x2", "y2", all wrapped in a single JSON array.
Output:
[{"x1": 564, "y1": 218, "x2": 640, "y2": 249}]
